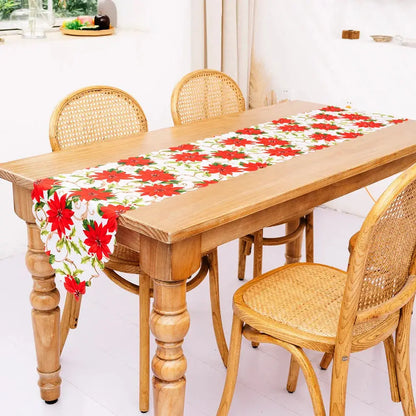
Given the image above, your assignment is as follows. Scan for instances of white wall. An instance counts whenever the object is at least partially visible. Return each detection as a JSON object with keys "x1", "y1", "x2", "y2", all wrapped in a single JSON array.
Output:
[
  {"x1": 0, "y1": 0, "x2": 193, "y2": 258},
  {"x1": 253, "y1": 0, "x2": 416, "y2": 217}
]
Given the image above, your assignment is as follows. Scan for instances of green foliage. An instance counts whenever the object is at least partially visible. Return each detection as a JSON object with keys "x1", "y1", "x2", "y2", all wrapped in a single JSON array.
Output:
[
  {"x1": 0, "y1": 0, "x2": 19, "y2": 19},
  {"x1": 52, "y1": 0, "x2": 97, "y2": 18}
]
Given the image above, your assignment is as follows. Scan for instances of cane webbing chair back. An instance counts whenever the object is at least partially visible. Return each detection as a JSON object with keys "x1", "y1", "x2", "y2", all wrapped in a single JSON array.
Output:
[
  {"x1": 171, "y1": 69, "x2": 246, "y2": 126},
  {"x1": 49, "y1": 85, "x2": 148, "y2": 151},
  {"x1": 345, "y1": 165, "x2": 416, "y2": 328},
  {"x1": 354, "y1": 180, "x2": 416, "y2": 312}
]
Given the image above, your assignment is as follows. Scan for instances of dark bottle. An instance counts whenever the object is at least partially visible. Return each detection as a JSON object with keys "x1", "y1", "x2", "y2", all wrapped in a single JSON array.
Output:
[{"x1": 94, "y1": 15, "x2": 110, "y2": 30}]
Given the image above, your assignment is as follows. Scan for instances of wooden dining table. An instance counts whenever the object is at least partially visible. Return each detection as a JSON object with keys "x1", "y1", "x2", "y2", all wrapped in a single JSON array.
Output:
[{"x1": 1, "y1": 100, "x2": 416, "y2": 415}]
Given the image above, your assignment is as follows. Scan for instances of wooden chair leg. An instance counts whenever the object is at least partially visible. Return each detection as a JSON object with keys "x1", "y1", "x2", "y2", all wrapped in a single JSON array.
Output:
[
  {"x1": 253, "y1": 230, "x2": 263, "y2": 278},
  {"x1": 207, "y1": 249, "x2": 229, "y2": 367},
  {"x1": 285, "y1": 344, "x2": 325, "y2": 416},
  {"x1": 383, "y1": 335, "x2": 400, "y2": 403},
  {"x1": 286, "y1": 355, "x2": 300, "y2": 393},
  {"x1": 396, "y1": 300, "x2": 416, "y2": 415},
  {"x1": 251, "y1": 230, "x2": 263, "y2": 349},
  {"x1": 320, "y1": 352, "x2": 333, "y2": 370},
  {"x1": 60, "y1": 292, "x2": 82, "y2": 354},
  {"x1": 285, "y1": 218, "x2": 303, "y2": 264},
  {"x1": 237, "y1": 238, "x2": 248, "y2": 281},
  {"x1": 329, "y1": 349, "x2": 351, "y2": 416},
  {"x1": 217, "y1": 315, "x2": 243, "y2": 416},
  {"x1": 139, "y1": 273, "x2": 151, "y2": 413},
  {"x1": 305, "y1": 211, "x2": 314, "y2": 262}
]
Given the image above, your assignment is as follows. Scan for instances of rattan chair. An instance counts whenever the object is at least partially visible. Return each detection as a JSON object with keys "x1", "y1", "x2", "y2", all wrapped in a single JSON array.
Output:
[
  {"x1": 217, "y1": 162, "x2": 416, "y2": 416},
  {"x1": 171, "y1": 69, "x2": 314, "y2": 282},
  {"x1": 50, "y1": 85, "x2": 228, "y2": 413}
]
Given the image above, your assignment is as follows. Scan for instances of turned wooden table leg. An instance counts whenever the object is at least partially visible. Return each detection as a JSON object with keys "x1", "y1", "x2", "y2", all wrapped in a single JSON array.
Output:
[
  {"x1": 26, "y1": 222, "x2": 61, "y2": 403},
  {"x1": 150, "y1": 279, "x2": 189, "y2": 416},
  {"x1": 285, "y1": 218, "x2": 303, "y2": 264},
  {"x1": 140, "y1": 235, "x2": 201, "y2": 416}
]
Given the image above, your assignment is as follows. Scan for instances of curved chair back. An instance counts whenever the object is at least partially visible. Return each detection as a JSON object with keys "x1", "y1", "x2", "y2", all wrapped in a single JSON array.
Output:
[
  {"x1": 171, "y1": 69, "x2": 245, "y2": 126},
  {"x1": 341, "y1": 163, "x2": 416, "y2": 339},
  {"x1": 49, "y1": 85, "x2": 148, "y2": 151}
]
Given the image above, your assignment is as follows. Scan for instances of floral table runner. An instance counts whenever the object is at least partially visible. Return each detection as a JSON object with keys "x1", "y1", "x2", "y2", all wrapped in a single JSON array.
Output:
[{"x1": 32, "y1": 106, "x2": 406, "y2": 299}]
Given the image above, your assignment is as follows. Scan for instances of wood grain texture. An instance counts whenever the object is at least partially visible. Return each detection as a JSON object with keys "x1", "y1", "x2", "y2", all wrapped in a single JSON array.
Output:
[
  {"x1": 2, "y1": 101, "x2": 416, "y2": 245},
  {"x1": 150, "y1": 279, "x2": 189, "y2": 416},
  {"x1": 4, "y1": 101, "x2": 416, "y2": 416},
  {"x1": 217, "y1": 162, "x2": 416, "y2": 416},
  {"x1": 60, "y1": 293, "x2": 82, "y2": 354},
  {"x1": 139, "y1": 273, "x2": 151, "y2": 413},
  {"x1": 26, "y1": 222, "x2": 61, "y2": 403},
  {"x1": 384, "y1": 335, "x2": 401, "y2": 403},
  {"x1": 207, "y1": 249, "x2": 229, "y2": 367}
]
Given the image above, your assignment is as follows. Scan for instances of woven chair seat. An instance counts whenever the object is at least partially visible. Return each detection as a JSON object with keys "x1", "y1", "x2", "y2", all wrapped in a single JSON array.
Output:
[
  {"x1": 236, "y1": 263, "x2": 399, "y2": 349},
  {"x1": 106, "y1": 243, "x2": 141, "y2": 274}
]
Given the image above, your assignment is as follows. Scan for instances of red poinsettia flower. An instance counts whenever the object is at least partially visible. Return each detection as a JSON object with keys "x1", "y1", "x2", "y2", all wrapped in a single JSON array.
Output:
[
  {"x1": 214, "y1": 150, "x2": 247, "y2": 160},
  {"x1": 340, "y1": 132, "x2": 363, "y2": 139},
  {"x1": 310, "y1": 144, "x2": 329, "y2": 151},
  {"x1": 195, "y1": 180, "x2": 219, "y2": 188},
  {"x1": 139, "y1": 184, "x2": 183, "y2": 197},
  {"x1": 32, "y1": 178, "x2": 58, "y2": 202},
  {"x1": 272, "y1": 118, "x2": 294, "y2": 124},
  {"x1": 314, "y1": 113, "x2": 339, "y2": 120},
  {"x1": 100, "y1": 204, "x2": 131, "y2": 232},
  {"x1": 136, "y1": 169, "x2": 176, "y2": 182},
  {"x1": 169, "y1": 144, "x2": 199, "y2": 152},
  {"x1": 320, "y1": 106, "x2": 344, "y2": 112},
  {"x1": 278, "y1": 124, "x2": 308, "y2": 132},
  {"x1": 64, "y1": 275, "x2": 86, "y2": 301},
  {"x1": 90, "y1": 170, "x2": 135, "y2": 183},
  {"x1": 341, "y1": 114, "x2": 370, "y2": 121},
  {"x1": 390, "y1": 118, "x2": 408, "y2": 124},
  {"x1": 83, "y1": 221, "x2": 112, "y2": 260},
  {"x1": 311, "y1": 123, "x2": 340, "y2": 131},
  {"x1": 172, "y1": 152, "x2": 208, "y2": 162},
  {"x1": 256, "y1": 137, "x2": 289, "y2": 147},
  {"x1": 46, "y1": 192, "x2": 74, "y2": 238},
  {"x1": 241, "y1": 162, "x2": 269, "y2": 171},
  {"x1": 70, "y1": 188, "x2": 115, "y2": 201},
  {"x1": 355, "y1": 121, "x2": 385, "y2": 128},
  {"x1": 221, "y1": 137, "x2": 254, "y2": 146},
  {"x1": 267, "y1": 148, "x2": 301, "y2": 157},
  {"x1": 118, "y1": 156, "x2": 154, "y2": 166},
  {"x1": 203, "y1": 164, "x2": 242, "y2": 175},
  {"x1": 310, "y1": 133, "x2": 339, "y2": 142},
  {"x1": 236, "y1": 128, "x2": 264, "y2": 135}
]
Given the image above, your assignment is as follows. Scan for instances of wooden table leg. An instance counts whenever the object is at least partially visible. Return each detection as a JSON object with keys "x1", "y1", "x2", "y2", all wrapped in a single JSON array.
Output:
[
  {"x1": 140, "y1": 235, "x2": 201, "y2": 416},
  {"x1": 26, "y1": 222, "x2": 61, "y2": 403},
  {"x1": 285, "y1": 218, "x2": 303, "y2": 264},
  {"x1": 151, "y1": 279, "x2": 189, "y2": 415}
]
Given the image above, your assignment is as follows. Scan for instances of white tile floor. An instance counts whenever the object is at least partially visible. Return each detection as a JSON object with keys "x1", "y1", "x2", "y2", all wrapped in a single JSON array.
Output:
[{"x1": 0, "y1": 207, "x2": 413, "y2": 415}]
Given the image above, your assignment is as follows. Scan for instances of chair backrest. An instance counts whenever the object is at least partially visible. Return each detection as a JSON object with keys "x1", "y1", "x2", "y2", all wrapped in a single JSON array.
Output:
[
  {"x1": 171, "y1": 69, "x2": 246, "y2": 126},
  {"x1": 49, "y1": 85, "x2": 148, "y2": 151},
  {"x1": 340, "y1": 163, "x2": 416, "y2": 340}
]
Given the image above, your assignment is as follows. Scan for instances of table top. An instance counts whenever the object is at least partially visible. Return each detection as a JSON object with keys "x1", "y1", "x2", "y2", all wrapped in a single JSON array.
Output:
[{"x1": 1, "y1": 100, "x2": 416, "y2": 245}]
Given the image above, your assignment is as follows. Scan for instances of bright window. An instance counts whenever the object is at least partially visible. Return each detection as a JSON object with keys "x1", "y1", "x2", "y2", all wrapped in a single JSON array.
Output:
[{"x1": 0, "y1": 0, "x2": 98, "y2": 30}]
